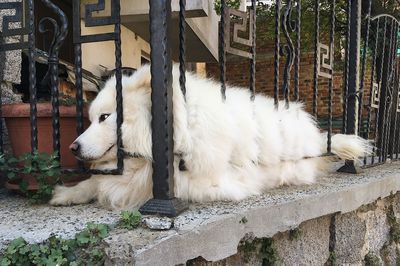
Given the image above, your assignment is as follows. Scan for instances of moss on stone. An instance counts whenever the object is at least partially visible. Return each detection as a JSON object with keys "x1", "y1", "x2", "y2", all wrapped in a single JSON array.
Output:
[
  {"x1": 386, "y1": 205, "x2": 400, "y2": 244},
  {"x1": 259, "y1": 238, "x2": 280, "y2": 266},
  {"x1": 326, "y1": 251, "x2": 337, "y2": 266},
  {"x1": 238, "y1": 239, "x2": 258, "y2": 263},
  {"x1": 237, "y1": 237, "x2": 280, "y2": 265},
  {"x1": 239, "y1": 216, "x2": 248, "y2": 224},
  {"x1": 289, "y1": 228, "x2": 302, "y2": 241},
  {"x1": 364, "y1": 252, "x2": 382, "y2": 266}
]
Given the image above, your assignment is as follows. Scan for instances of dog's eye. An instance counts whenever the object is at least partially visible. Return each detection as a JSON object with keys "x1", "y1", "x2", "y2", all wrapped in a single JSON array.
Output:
[{"x1": 99, "y1": 114, "x2": 110, "y2": 123}]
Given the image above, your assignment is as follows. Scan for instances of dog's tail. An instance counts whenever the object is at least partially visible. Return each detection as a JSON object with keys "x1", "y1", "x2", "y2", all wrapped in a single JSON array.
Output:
[{"x1": 328, "y1": 134, "x2": 373, "y2": 161}]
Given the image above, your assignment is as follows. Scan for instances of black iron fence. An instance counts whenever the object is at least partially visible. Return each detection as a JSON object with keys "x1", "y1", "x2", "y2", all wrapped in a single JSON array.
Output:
[{"x1": 0, "y1": 0, "x2": 399, "y2": 216}]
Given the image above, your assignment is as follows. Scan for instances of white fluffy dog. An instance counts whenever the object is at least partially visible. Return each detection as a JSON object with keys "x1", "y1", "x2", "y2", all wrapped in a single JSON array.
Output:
[{"x1": 50, "y1": 64, "x2": 371, "y2": 210}]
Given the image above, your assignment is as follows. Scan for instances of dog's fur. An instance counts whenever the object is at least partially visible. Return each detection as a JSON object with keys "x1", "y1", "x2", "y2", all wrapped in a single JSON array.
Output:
[{"x1": 50, "y1": 65, "x2": 372, "y2": 210}]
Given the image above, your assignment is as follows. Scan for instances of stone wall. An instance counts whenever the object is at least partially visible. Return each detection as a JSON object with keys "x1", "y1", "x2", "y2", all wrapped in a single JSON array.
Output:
[
  {"x1": 0, "y1": 0, "x2": 23, "y2": 187},
  {"x1": 187, "y1": 193, "x2": 400, "y2": 266}
]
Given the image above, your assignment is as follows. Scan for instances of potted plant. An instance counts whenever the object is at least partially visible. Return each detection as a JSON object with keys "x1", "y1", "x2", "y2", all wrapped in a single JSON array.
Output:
[
  {"x1": 2, "y1": 95, "x2": 89, "y2": 169},
  {"x1": 0, "y1": 151, "x2": 87, "y2": 203},
  {"x1": 3, "y1": 51, "x2": 97, "y2": 170}
]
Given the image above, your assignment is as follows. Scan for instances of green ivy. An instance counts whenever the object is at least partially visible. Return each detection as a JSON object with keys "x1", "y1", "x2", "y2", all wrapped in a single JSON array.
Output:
[
  {"x1": 0, "y1": 152, "x2": 61, "y2": 203},
  {"x1": 0, "y1": 223, "x2": 110, "y2": 266},
  {"x1": 213, "y1": 0, "x2": 241, "y2": 15}
]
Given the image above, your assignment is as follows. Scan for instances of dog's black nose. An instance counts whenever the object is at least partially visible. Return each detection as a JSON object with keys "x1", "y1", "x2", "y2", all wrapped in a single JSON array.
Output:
[{"x1": 69, "y1": 142, "x2": 80, "y2": 155}]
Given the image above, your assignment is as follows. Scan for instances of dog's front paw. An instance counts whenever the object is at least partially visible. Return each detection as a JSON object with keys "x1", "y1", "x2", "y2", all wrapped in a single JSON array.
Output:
[{"x1": 49, "y1": 185, "x2": 75, "y2": 206}]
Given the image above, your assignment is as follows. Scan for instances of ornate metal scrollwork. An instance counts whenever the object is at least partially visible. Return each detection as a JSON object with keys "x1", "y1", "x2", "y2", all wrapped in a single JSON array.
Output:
[
  {"x1": 84, "y1": 0, "x2": 118, "y2": 27},
  {"x1": 224, "y1": 7, "x2": 254, "y2": 59},
  {"x1": 73, "y1": 0, "x2": 121, "y2": 44},
  {"x1": 38, "y1": 0, "x2": 69, "y2": 156},
  {"x1": 0, "y1": 1, "x2": 29, "y2": 51},
  {"x1": 317, "y1": 42, "x2": 333, "y2": 79},
  {"x1": 371, "y1": 82, "x2": 380, "y2": 109}
]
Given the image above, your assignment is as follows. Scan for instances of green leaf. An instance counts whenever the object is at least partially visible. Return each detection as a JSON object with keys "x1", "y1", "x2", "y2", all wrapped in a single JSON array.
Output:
[
  {"x1": 6, "y1": 172, "x2": 16, "y2": 180},
  {"x1": 76, "y1": 233, "x2": 90, "y2": 245},
  {"x1": 47, "y1": 169, "x2": 55, "y2": 177},
  {"x1": 119, "y1": 210, "x2": 142, "y2": 230},
  {"x1": 96, "y1": 224, "x2": 109, "y2": 238},
  {"x1": 19, "y1": 180, "x2": 29, "y2": 193},
  {"x1": 7, "y1": 158, "x2": 18, "y2": 164},
  {"x1": 0, "y1": 257, "x2": 11, "y2": 266}
]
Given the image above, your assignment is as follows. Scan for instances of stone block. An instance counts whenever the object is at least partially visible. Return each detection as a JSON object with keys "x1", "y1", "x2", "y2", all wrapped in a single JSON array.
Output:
[
  {"x1": 334, "y1": 211, "x2": 367, "y2": 264},
  {"x1": 273, "y1": 215, "x2": 331, "y2": 266},
  {"x1": 361, "y1": 201, "x2": 390, "y2": 254},
  {"x1": 334, "y1": 200, "x2": 390, "y2": 265}
]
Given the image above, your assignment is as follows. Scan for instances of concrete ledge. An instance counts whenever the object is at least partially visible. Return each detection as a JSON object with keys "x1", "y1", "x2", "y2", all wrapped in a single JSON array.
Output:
[
  {"x1": 105, "y1": 162, "x2": 400, "y2": 265},
  {"x1": 1, "y1": 162, "x2": 400, "y2": 265}
]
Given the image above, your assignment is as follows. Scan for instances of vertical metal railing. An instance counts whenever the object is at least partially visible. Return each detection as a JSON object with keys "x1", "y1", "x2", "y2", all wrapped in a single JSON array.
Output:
[
  {"x1": 72, "y1": 0, "x2": 124, "y2": 175},
  {"x1": 1, "y1": 0, "x2": 400, "y2": 217},
  {"x1": 139, "y1": 0, "x2": 188, "y2": 217},
  {"x1": 353, "y1": 8, "x2": 400, "y2": 167},
  {"x1": 273, "y1": 0, "x2": 280, "y2": 107},
  {"x1": 249, "y1": 0, "x2": 256, "y2": 101},
  {"x1": 39, "y1": 0, "x2": 68, "y2": 160},
  {"x1": 358, "y1": 0, "x2": 372, "y2": 139},
  {"x1": 327, "y1": 0, "x2": 335, "y2": 154},
  {"x1": 294, "y1": 0, "x2": 301, "y2": 101},
  {"x1": 338, "y1": 0, "x2": 362, "y2": 173},
  {"x1": 312, "y1": 0, "x2": 320, "y2": 117},
  {"x1": 219, "y1": 0, "x2": 227, "y2": 101}
]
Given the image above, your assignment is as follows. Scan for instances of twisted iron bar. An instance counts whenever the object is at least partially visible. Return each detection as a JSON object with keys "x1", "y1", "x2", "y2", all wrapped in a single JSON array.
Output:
[
  {"x1": 312, "y1": 0, "x2": 320, "y2": 117},
  {"x1": 357, "y1": 0, "x2": 372, "y2": 137},
  {"x1": 114, "y1": 0, "x2": 124, "y2": 172},
  {"x1": 74, "y1": 43, "x2": 84, "y2": 169},
  {"x1": 273, "y1": 0, "x2": 281, "y2": 108},
  {"x1": 39, "y1": 0, "x2": 68, "y2": 159},
  {"x1": 179, "y1": 0, "x2": 187, "y2": 100},
  {"x1": 342, "y1": 0, "x2": 351, "y2": 134},
  {"x1": 374, "y1": 17, "x2": 387, "y2": 163},
  {"x1": 382, "y1": 20, "x2": 396, "y2": 162},
  {"x1": 327, "y1": 0, "x2": 335, "y2": 154},
  {"x1": 28, "y1": 0, "x2": 38, "y2": 153},
  {"x1": 249, "y1": 0, "x2": 256, "y2": 101},
  {"x1": 294, "y1": 0, "x2": 301, "y2": 101},
  {"x1": 219, "y1": 0, "x2": 226, "y2": 101},
  {"x1": 280, "y1": 0, "x2": 296, "y2": 108},
  {"x1": 365, "y1": 18, "x2": 380, "y2": 165}
]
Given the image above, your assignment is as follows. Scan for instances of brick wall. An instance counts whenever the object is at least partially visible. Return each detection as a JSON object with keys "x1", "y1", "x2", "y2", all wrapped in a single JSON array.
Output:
[{"x1": 206, "y1": 53, "x2": 372, "y2": 125}]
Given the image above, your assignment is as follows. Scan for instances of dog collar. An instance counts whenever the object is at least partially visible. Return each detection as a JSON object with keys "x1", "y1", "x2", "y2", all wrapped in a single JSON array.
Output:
[
  {"x1": 124, "y1": 151, "x2": 188, "y2": 171},
  {"x1": 125, "y1": 151, "x2": 149, "y2": 160}
]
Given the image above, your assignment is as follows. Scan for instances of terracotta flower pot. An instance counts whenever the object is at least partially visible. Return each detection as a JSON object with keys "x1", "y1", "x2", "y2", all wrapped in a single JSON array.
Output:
[
  {"x1": 5, "y1": 173, "x2": 90, "y2": 192},
  {"x1": 2, "y1": 103, "x2": 90, "y2": 169}
]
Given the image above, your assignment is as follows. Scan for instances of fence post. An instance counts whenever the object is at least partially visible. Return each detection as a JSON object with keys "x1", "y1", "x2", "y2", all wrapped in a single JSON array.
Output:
[
  {"x1": 139, "y1": 0, "x2": 188, "y2": 217},
  {"x1": 338, "y1": 0, "x2": 362, "y2": 174}
]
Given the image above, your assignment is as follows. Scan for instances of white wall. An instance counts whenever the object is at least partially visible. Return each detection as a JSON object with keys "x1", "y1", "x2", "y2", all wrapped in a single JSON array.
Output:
[{"x1": 81, "y1": 21, "x2": 150, "y2": 77}]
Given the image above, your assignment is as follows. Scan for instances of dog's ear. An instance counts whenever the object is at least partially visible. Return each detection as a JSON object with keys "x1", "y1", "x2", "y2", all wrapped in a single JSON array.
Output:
[{"x1": 127, "y1": 64, "x2": 151, "y2": 91}]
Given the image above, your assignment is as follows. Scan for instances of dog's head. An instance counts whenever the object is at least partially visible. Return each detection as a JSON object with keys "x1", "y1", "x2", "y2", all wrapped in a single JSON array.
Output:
[{"x1": 70, "y1": 65, "x2": 152, "y2": 163}]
